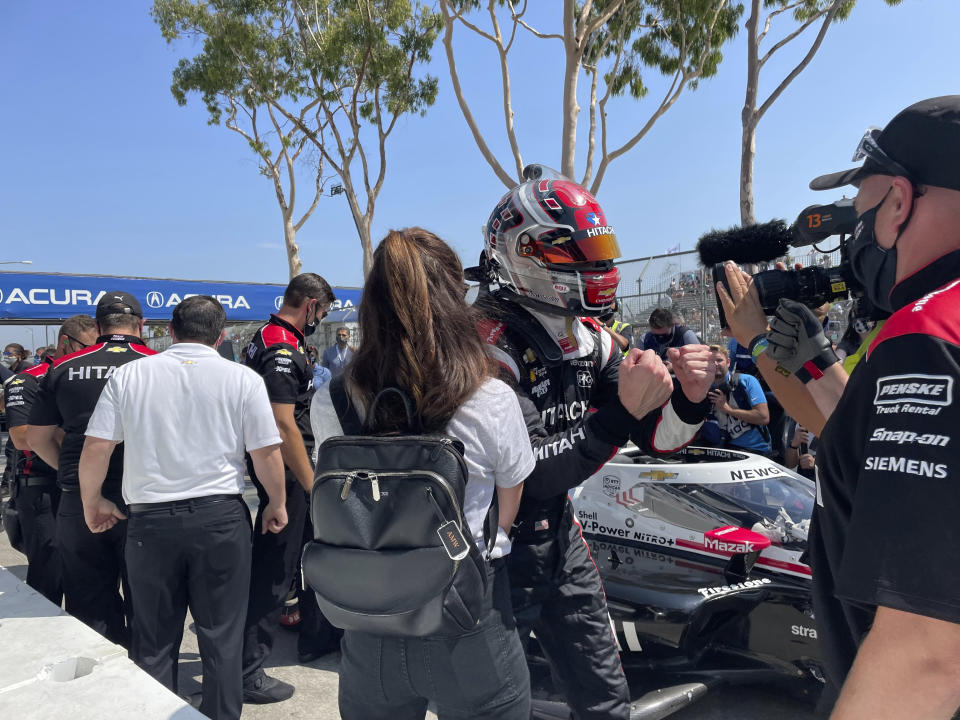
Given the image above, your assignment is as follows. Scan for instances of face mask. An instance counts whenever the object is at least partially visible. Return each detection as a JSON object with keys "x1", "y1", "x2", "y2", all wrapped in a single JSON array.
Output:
[
  {"x1": 1, "y1": 356, "x2": 17, "y2": 369},
  {"x1": 851, "y1": 190, "x2": 898, "y2": 314},
  {"x1": 302, "y1": 302, "x2": 319, "y2": 337},
  {"x1": 652, "y1": 327, "x2": 674, "y2": 344}
]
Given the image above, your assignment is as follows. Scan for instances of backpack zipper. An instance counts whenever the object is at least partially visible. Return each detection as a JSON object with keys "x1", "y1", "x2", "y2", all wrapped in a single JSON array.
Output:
[{"x1": 317, "y1": 468, "x2": 464, "y2": 529}]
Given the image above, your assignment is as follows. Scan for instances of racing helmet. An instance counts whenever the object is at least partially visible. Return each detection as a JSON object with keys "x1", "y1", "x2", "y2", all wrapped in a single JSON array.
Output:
[{"x1": 483, "y1": 166, "x2": 621, "y2": 316}]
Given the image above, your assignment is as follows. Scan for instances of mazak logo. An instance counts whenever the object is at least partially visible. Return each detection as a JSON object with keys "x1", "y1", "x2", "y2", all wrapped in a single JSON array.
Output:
[
  {"x1": 146, "y1": 291, "x2": 164, "y2": 308},
  {"x1": 704, "y1": 536, "x2": 755, "y2": 554},
  {"x1": 874, "y1": 374, "x2": 953, "y2": 406}
]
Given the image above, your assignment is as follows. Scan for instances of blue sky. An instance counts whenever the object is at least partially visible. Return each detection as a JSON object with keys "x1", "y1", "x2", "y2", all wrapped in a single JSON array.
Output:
[{"x1": 0, "y1": 1, "x2": 956, "y2": 346}]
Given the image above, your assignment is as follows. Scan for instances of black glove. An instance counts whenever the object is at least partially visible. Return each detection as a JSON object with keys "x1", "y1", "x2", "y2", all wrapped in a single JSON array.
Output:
[{"x1": 765, "y1": 299, "x2": 838, "y2": 383}]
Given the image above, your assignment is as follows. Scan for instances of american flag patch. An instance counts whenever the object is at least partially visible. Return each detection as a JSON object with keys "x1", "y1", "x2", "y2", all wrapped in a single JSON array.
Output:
[{"x1": 534, "y1": 519, "x2": 550, "y2": 531}]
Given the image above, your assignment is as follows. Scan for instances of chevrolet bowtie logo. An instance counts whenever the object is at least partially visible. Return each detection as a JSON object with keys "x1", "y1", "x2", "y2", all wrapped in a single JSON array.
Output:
[{"x1": 638, "y1": 470, "x2": 678, "y2": 482}]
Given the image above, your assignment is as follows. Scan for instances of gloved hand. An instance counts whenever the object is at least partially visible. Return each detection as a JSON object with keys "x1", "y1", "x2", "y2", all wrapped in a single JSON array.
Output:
[{"x1": 765, "y1": 298, "x2": 838, "y2": 383}]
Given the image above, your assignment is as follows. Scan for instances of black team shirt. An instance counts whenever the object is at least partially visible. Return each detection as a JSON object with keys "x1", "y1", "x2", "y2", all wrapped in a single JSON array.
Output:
[
  {"x1": 813, "y1": 249, "x2": 960, "y2": 698},
  {"x1": 4, "y1": 358, "x2": 56, "y2": 481},
  {"x1": 28, "y1": 334, "x2": 156, "y2": 498},
  {"x1": 244, "y1": 315, "x2": 315, "y2": 451}
]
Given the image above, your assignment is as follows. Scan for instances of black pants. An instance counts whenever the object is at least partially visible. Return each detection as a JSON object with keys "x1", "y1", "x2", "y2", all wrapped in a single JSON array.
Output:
[
  {"x1": 338, "y1": 558, "x2": 530, "y2": 720},
  {"x1": 127, "y1": 496, "x2": 252, "y2": 720},
  {"x1": 17, "y1": 480, "x2": 61, "y2": 605},
  {"x1": 57, "y1": 489, "x2": 130, "y2": 647},
  {"x1": 242, "y1": 470, "x2": 308, "y2": 681},
  {"x1": 508, "y1": 501, "x2": 630, "y2": 720}
]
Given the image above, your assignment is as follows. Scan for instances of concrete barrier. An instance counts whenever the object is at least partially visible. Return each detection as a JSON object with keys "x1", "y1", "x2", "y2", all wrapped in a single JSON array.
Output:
[{"x1": 0, "y1": 565, "x2": 205, "y2": 719}]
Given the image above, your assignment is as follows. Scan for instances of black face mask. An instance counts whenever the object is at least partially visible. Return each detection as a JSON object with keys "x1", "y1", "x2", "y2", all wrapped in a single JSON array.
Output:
[{"x1": 851, "y1": 189, "x2": 898, "y2": 314}]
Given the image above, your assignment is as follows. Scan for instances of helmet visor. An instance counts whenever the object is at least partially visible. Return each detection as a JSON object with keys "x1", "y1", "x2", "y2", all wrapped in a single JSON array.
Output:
[{"x1": 531, "y1": 231, "x2": 621, "y2": 265}]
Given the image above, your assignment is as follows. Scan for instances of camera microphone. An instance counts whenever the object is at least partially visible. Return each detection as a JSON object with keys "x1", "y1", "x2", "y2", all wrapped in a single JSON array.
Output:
[{"x1": 695, "y1": 220, "x2": 794, "y2": 267}]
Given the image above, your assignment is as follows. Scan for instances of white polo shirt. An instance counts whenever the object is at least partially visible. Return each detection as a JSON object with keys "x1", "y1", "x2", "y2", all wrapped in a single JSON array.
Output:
[{"x1": 86, "y1": 342, "x2": 281, "y2": 504}]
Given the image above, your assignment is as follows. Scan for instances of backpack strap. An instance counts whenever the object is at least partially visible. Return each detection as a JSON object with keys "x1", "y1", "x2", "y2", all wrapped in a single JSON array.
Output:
[{"x1": 329, "y1": 376, "x2": 364, "y2": 434}]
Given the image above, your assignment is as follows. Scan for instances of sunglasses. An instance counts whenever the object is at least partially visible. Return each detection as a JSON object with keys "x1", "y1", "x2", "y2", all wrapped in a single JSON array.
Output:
[
  {"x1": 852, "y1": 128, "x2": 916, "y2": 183},
  {"x1": 64, "y1": 334, "x2": 90, "y2": 350}
]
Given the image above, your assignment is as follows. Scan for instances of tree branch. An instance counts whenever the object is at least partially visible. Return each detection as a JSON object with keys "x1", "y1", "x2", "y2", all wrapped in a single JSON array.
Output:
[
  {"x1": 757, "y1": 0, "x2": 840, "y2": 119},
  {"x1": 757, "y1": 0, "x2": 805, "y2": 46},
  {"x1": 439, "y1": 0, "x2": 516, "y2": 187},
  {"x1": 758, "y1": 10, "x2": 824, "y2": 68},
  {"x1": 489, "y1": 0, "x2": 524, "y2": 179}
]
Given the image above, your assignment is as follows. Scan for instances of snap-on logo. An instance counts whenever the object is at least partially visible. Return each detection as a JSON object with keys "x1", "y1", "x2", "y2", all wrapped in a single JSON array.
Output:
[{"x1": 874, "y1": 374, "x2": 953, "y2": 406}]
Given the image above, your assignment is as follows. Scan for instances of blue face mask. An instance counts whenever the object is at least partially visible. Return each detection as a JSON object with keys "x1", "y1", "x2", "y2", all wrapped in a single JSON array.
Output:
[{"x1": 851, "y1": 190, "x2": 898, "y2": 314}]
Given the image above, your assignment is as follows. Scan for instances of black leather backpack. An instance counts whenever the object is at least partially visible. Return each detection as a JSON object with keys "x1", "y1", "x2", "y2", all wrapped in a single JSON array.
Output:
[{"x1": 301, "y1": 380, "x2": 496, "y2": 637}]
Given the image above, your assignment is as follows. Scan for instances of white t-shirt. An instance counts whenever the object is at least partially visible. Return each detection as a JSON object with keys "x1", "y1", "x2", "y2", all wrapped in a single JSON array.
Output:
[
  {"x1": 86, "y1": 342, "x2": 281, "y2": 504},
  {"x1": 310, "y1": 377, "x2": 534, "y2": 557}
]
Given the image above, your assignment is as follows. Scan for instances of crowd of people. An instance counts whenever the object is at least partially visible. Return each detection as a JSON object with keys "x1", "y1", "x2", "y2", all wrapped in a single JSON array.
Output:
[{"x1": 0, "y1": 94, "x2": 958, "y2": 720}]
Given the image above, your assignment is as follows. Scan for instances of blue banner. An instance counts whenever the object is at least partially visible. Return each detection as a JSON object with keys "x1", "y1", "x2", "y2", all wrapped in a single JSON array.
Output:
[{"x1": 0, "y1": 272, "x2": 362, "y2": 323}]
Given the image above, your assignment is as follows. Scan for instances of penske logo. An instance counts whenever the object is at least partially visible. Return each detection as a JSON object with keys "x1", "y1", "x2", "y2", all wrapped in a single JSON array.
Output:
[{"x1": 874, "y1": 374, "x2": 953, "y2": 406}]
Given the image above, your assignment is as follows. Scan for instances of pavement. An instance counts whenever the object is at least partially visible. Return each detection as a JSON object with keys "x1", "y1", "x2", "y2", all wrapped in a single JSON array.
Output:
[{"x1": 0, "y1": 446, "x2": 818, "y2": 719}]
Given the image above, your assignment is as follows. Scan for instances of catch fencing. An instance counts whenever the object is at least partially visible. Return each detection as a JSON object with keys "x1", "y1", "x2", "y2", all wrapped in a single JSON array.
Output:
[{"x1": 614, "y1": 247, "x2": 850, "y2": 348}]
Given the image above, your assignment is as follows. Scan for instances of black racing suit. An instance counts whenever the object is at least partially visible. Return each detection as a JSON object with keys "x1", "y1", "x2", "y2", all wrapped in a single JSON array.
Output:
[
  {"x1": 478, "y1": 296, "x2": 708, "y2": 720},
  {"x1": 241, "y1": 314, "x2": 330, "y2": 679},
  {"x1": 4, "y1": 359, "x2": 61, "y2": 604},
  {"x1": 812, "y1": 249, "x2": 960, "y2": 708},
  {"x1": 28, "y1": 334, "x2": 156, "y2": 645}
]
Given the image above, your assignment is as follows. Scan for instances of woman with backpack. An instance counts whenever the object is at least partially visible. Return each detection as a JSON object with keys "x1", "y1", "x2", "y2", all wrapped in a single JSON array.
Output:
[{"x1": 309, "y1": 227, "x2": 533, "y2": 719}]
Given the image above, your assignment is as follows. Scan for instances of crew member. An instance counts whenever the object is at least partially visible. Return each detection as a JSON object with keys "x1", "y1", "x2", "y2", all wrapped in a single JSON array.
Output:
[
  {"x1": 641, "y1": 307, "x2": 701, "y2": 360},
  {"x1": 28, "y1": 292, "x2": 156, "y2": 645},
  {"x1": 474, "y1": 170, "x2": 714, "y2": 720},
  {"x1": 241, "y1": 272, "x2": 335, "y2": 703},
  {"x1": 597, "y1": 300, "x2": 632, "y2": 355},
  {"x1": 720, "y1": 96, "x2": 960, "y2": 717},
  {"x1": 5, "y1": 315, "x2": 98, "y2": 603},
  {"x1": 79, "y1": 296, "x2": 288, "y2": 720}
]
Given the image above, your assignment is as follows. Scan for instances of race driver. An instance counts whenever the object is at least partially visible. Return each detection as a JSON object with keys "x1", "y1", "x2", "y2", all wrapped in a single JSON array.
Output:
[
  {"x1": 718, "y1": 96, "x2": 960, "y2": 718},
  {"x1": 472, "y1": 167, "x2": 715, "y2": 720}
]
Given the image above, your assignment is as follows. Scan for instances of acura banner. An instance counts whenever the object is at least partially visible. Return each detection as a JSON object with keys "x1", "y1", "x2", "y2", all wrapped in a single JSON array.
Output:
[{"x1": 0, "y1": 272, "x2": 362, "y2": 322}]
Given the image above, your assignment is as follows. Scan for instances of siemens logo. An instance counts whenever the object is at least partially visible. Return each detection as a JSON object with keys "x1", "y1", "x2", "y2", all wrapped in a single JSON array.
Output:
[
  {"x1": 864, "y1": 456, "x2": 948, "y2": 479},
  {"x1": 874, "y1": 374, "x2": 953, "y2": 406}
]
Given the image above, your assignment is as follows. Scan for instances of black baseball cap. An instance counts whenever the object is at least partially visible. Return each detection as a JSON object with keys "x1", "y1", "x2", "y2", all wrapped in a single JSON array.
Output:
[
  {"x1": 96, "y1": 291, "x2": 143, "y2": 319},
  {"x1": 810, "y1": 96, "x2": 960, "y2": 192}
]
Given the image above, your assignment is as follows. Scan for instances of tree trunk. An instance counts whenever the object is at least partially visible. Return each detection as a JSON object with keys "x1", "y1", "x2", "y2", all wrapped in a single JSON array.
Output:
[
  {"x1": 740, "y1": 0, "x2": 761, "y2": 227},
  {"x1": 284, "y1": 216, "x2": 302, "y2": 279},
  {"x1": 560, "y1": 0, "x2": 580, "y2": 179}
]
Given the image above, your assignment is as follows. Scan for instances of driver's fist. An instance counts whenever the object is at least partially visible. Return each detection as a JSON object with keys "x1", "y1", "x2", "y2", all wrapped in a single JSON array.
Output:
[
  {"x1": 668, "y1": 344, "x2": 714, "y2": 403},
  {"x1": 618, "y1": 348, "x2": 673, "y2": 420}
]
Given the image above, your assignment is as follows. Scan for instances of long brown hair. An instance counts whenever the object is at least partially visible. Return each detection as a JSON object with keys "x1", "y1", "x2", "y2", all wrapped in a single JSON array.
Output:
[{"x1": 347, "y1": 228, "x2": 491, "y2": 432}]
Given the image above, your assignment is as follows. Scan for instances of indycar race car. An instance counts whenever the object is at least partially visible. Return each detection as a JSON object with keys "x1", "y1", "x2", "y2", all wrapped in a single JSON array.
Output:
[{"x1": 531, "y1": 446, "x2": 823, "y2": 720}]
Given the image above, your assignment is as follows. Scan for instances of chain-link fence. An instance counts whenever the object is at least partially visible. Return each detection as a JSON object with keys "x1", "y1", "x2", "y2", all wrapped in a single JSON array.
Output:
[{"x1": 615, "y1": 247, "x2": 851, "y2": 348}]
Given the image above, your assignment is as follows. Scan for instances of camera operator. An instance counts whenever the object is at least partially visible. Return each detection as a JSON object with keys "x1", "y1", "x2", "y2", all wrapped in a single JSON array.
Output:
[
  {"x1": 700, "y1": 345, "x2": 772, "y2": 456},
  {"x1": 718, "y1": 96, "x2": 960, "y2": 718}
]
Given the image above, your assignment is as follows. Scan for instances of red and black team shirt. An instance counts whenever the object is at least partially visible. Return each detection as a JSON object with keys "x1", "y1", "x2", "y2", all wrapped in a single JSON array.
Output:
[
  {"x1": 813, "y1": 248, "x2": 960, "y2": 698},
  {"x1": 244, "y1": 314, "x2": 314, "y2": 446},
  {"x1": 28, "y1": 334, "x2": 156, "y2": 494},
  {"x1": 4, "y1": 358, "x2": 56, "y2": 480}
]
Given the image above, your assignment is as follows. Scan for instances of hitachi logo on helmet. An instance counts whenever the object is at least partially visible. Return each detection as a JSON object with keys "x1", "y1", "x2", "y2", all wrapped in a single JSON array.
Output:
[{"x1": 585, "y1": 226, "x2": 615, "y2": 238}]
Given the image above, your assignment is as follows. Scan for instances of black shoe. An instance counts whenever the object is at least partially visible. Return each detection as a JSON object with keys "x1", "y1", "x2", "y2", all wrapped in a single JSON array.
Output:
[{"x1": 243, "y1": 673, "x2": 295, "y2": 704}]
